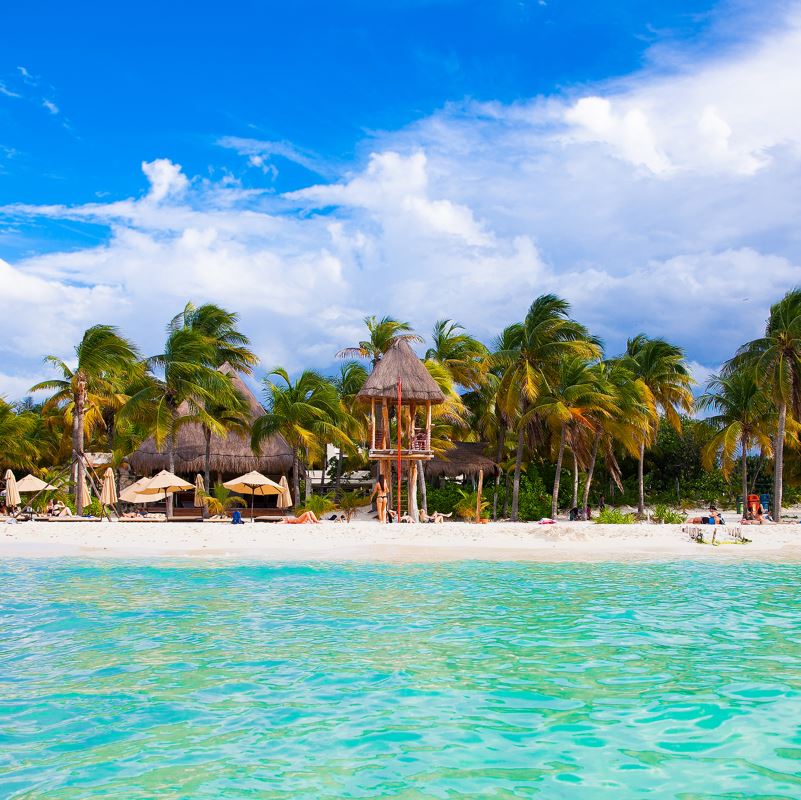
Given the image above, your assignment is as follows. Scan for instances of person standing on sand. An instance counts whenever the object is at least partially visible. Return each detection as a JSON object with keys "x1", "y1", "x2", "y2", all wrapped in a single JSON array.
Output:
[{"x1": 371, "y1": 474, "x2": 388, "y2": 523}]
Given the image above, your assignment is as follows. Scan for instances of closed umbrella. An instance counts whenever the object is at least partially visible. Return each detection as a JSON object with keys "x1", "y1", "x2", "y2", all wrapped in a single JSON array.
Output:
[
  {"x1": 223, "y1": 470, "x2": 283, "y2": 520},
  {"x1": 120, "y1": 477, "x2": 166, "y2": 504},
  {"x1": 16, "y1": 474, "x2": 58, "y2": 493},
  {"x1": 277, "y1": 475, "x2": 292, "y2": 509},
  {"x1": 194, "y1": 474, "x2": 205, "y2": 508},
  {"x1": 100, "y1": 467, "x2": 117, "y2": 507},
  {"x1": 3, "y1": 469, "x2": 20, "y2": 509}
]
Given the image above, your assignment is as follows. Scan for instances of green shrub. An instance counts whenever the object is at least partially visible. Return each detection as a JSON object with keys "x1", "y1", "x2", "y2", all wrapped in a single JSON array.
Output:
[
  {"x1": 425, "y1": 482, "x2": 463, "y2": 516},
  {"x1": 337, "y1": 490, "x2": 369, "y2": 522},
  {"x1": 297, "y1": 493, "x2": 337, "y2": 517},
  {"x1": 651, "y1": 504, "x2": 684, "y2": 524},
  {"x1": 595, "y1": 507, "x2": 636, "y2": 524},
  {"x1": 454, "y1": 488, "x2": 490, "y2": 520}
]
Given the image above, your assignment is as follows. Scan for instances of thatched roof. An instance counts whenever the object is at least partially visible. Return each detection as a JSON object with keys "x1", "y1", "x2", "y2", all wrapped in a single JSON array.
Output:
[
  {"x1": 356, "y1": 340, "x2": 445, "y2": 404},
  {"x1": 426, "y1": 442, "x2": 499, "y2": 479},
  {"x1": 128, "y1": 364, "x2": 294, "y2": 477}
]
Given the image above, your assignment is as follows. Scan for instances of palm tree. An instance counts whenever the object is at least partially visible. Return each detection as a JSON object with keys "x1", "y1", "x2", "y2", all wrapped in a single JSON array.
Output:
[
  {"x1": 32, "y1": 325, "x2": 141, "y2": 512},
  {"x1": 622, "y1": 335, "x2": 693, "y2": 515},
  {"x1": 726, "y1": 288, "x2": 801, "y2": 521},
  {"x1": 252, "y1": 369, "x2": 353, "y2": 505},
  {"x1": 699, "y1": 370, "x2": 774, "y2": 511},
  {"x1": 495, "y1": 295, "x2": 601, "y2": 520},
  {"x1": 425, "y1": 319, "x2": 488, "y2": 390},
  {"x1": 201, "y1": 484, "x2": 247, "y2": 517},
  {"x1": 122, "y1": 324, "x2": 239, "y2": 517},
  {"x1": 580, "y1": 360, "x2": 649, "y2": 513},
  {"x1": 337, "y1": 315, "x2": 422, "y2": 366},
  {"x1": 331, "y1": 361, "x2": 369, "y2": 497},
  {"x1": 0, "y1": 399, "x2": 38, "y2": 471},
  {"x1": 529, "y1": 357, "x2": 614, "y2": 519},
  {"x1": 169, "y1": 303, "x2": 257, "y2": 491}
]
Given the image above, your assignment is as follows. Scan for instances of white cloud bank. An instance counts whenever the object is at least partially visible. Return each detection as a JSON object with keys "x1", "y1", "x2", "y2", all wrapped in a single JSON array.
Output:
[{"x1": 4, "y1": 6, "x2": 801, "y2": 398}]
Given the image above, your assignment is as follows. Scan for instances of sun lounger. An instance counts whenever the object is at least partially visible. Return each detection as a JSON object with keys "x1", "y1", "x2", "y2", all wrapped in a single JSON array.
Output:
[{"x1": 684, "y1": 524, "x2": 750, "y2": 545}]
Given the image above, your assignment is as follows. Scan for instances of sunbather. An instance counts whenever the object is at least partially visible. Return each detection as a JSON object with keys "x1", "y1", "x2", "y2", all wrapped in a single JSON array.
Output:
[
  {"x1": 277, "y1": 511, "x2": 320, "y2": 524},
  {"x1": 419, "y1": 509, "x2": 452, "y2": 524},
  {"x1": 686, "y1": 506, "x2": 724, "y2": 525}
]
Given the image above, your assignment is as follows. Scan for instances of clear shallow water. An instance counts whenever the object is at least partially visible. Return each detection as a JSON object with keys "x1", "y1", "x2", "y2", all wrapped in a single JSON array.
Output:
[{"x1": 2, "y1": 561, "x2": 801, "y2": 799}]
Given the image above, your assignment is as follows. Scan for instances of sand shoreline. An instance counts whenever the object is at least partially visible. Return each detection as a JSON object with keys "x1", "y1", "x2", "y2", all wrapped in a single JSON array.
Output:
[{"x1": 3, "y1": 519, "x2": 801, "y2": 562}]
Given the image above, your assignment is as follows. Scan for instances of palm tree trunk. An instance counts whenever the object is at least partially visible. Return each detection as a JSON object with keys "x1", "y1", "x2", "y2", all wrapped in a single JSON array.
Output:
[
  {"x1": 551, "y1": 426, "x2": 567, "y2": 519},
  {"x1": 774, "y1": 402, "x2": 786, "y2": 521},
  {"x1": 416, "y1": 459, "x2": 427, "y2": 514},
  {"x1": 502, "y1": 471, "x2": 510, "y2": 518},
  {"x1": 292, "y1": 452, "x2": 300, "y2": 506},
  {"x1": 167, "y1": 430, "x2": 176, "y2": 520},
  {"x1": 582, "y1": 432, "x2": 601, "y2": 514},
  {"x1": 73, "y1": 375, "x2": 87, "y2": 514},
  {"x1": 493, "y1": 422, "x2": 505, "y2": 520},
  {"x1": 571, "y1": 451, "x2": 579, "y2": 509},
  {"x1": 511, "y1": 425, "x2": 525, "y2": 521},
  {"x1": 304, "y1": 449, "x2": 312, "y2": 501},
  {"x1": 637, "y1": 441, "x2": 646, "y2": 516},
  {"x1": 334, "y1": 451, "x2": 344, "y2": 499},
  {"x1": 204, "y1": 426, "x2": 211, "y2": 492},
  {"x1": 408, "y1": 462, "x2": 419, "y2": 522},
  {"x1": 741, "y1": 432, "x2": 748, "y2": 515}
]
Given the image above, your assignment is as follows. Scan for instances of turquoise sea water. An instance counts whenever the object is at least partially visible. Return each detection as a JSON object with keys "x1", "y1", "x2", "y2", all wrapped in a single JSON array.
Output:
[{"x1": 2, "y1": 561, "x2": 801, "y2": 798}]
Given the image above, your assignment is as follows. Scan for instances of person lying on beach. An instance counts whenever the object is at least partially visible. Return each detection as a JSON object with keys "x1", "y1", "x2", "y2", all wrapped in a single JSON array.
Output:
[
  {"x1": 686, "y1": 506, "x2": 724, "y2": 525},
  {"x1": 418, "y1": 509, "x2": 452, "y2": 524},
  {"x1": 52, "y1": 501, "x2": 73, "y2": 517},
  {"x1": 387, "y1": 510, "x2": 414, "y2": 523},
  {"x1": 277, "y1": 511, "x2": 320, "y2": 524}
]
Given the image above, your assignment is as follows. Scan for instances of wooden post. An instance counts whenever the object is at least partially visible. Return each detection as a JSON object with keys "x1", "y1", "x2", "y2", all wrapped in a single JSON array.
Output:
[
  {"x1": 382, "y1": 400, "x2": 390, "y2": 450},
  {"x1": 409, "y1": 460, "x2": 418, "y2": 522},
  {"x1": 397, "y1": 379, "x2": 402, "y2": 522},
  {"x1": 426, "y1": 401, "x2": 432, "y2": 451},
  {"x1": 475, "y1": 468, "x2": 484, "y2": 523},
  {"x1": 371, "y1": 399, "x2": 376, "y2": 450}
]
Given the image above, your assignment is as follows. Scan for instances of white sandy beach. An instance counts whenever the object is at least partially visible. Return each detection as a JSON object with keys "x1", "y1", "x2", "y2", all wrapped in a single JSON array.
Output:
[{"x1": 3, "y1": 518, "x2": 801, "y2": 561}]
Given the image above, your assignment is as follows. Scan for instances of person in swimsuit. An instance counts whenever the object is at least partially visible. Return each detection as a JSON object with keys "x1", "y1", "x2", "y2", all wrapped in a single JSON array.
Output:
[
  {"x1": 371, "y1": 474, "x2": 388, "y2": 523},
  {"x1": 277, "y1": 511, "x2": 320, "y2": 524}
]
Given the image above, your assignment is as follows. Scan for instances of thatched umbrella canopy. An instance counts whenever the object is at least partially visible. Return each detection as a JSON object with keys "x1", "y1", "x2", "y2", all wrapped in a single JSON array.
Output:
[
  {"x1": 129, "y1": 365, "x2": 293, "y2": 477},
  {"x1": 356, "y1": 341, "x2": 445, "y2": 405},
  {"x1": 426, "y1": 442, "x2": 499, "y2": 480}
]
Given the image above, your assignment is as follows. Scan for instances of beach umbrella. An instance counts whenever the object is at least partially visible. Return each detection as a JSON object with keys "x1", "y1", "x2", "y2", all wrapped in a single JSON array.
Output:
[
  {"x1": 16, "y1": 474, "x2": 58, "y2": 493},
  {"x1": 223, "y1": 470, "x2": 283, "y2": 519},
  {"x1": 194, "y1": 474, "x2": 205, "y2": 507},
  {"x1": 138, "y1": 470, "x2": 194, "y2": 495},
  {"x1": 119, "y1": 477, "x2": 166, "y2": 504},
  {"x1": 3, "y1": 469, "x2": 20, "y2": 508},
  {"x1": 277, "y1": 475, "x2": 292, "y2": 509},
  {"x1": 100, "y1": 467, "x2": 117, "y2": 506}
]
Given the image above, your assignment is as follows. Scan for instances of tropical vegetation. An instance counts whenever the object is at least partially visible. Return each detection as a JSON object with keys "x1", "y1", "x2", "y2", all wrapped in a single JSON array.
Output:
[{"x1": 8, "y1": 289, "x2": 801, "y2": 521}]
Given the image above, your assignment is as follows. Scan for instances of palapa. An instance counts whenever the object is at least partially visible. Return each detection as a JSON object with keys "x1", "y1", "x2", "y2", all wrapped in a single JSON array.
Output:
[
  {"x1": 119, "y1": 477, "x2": 166, "y2": 504},
  {"x1": 426, "y1": 442, "x2": 499, "y2": 480},
  {"x1": 16, "y1": 474, "x2": 58, "y2": 493},
  {"x1": 138, "y1": 470, "x2": 194, "y2": 495},
  {"x1": 223, "y1": 471, "x2": 284, "y2": 519},
  {"x1": 356, "y1": 340, "x2": 445, "y2": 404},
  {"x1": 129, "y1": 364, "x2": 293, "y2": 476}
]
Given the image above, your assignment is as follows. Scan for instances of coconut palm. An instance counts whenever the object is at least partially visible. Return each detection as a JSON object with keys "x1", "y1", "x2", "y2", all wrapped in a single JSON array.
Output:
[
  {"x1": 201, "y1": 484, "x2": 247, "y2": 517},
  {"x1": 621, "y1": 335, "x2": 693, "y2": 515},
  {"x1": 170, "y1": 302, "x2": 258, "y2": 491},
  {"x1": 495, "y1": 295, "x2": 601, "y2": 520},
  {"x1": 726, "y1": 288, "x2": 801, "y2": 521},
  {"x1": 252, "y1": 368, "x2": 353, "y2": 505},
  {"x1": 527, "y1": 357, "x2": 614, "y2": 519},
  {"x1": 32, "y1": 325, "x2": 141, "y2": 512},
  {"x1": 0, "y1": 399, "x2": 38, "y2": 471},
  {"x1": 699, "y1": 370, "x2": 774, "y2": 510},
  {"x1": 580, "y1": 360, "x2": 650, "y2": 513},
  {"x1": 337, "y1": 315, "x2": 423, "y2": 366},
  {"x1": 425, "y1": 319, "x2": 488, "y2": 390},
  {"x1": 121, "y1": 324, "x2": 240, "y2": 517}
]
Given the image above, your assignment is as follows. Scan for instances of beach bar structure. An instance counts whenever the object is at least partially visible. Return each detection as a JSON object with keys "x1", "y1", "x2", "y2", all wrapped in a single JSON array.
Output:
[
  {"x1": 356, "y1": 340, "x2": 445, "y2": 518},
  {"x1": 129, "y1": 364, "x2": 293, "y2": 512}
]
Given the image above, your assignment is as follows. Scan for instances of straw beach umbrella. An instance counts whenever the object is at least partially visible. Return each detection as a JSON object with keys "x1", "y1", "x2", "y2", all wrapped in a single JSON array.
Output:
[
  {"x1": 16, "y1": 474, "x2": 58, "y2": 493},
  {"x1": 194, "y1": 474, "x2": 205, "y2": 508},
  {"x1": 139, "y1": 470, "x2": 194, "y2": 518},
  {"x1": 100, "y1": 467, "x2": 117, "y2": 507},
  {"x1": 277, "y1": 475, "x2": 292, "y2": 509},
  {"x1": 223, "y1": 470, "x2": 283, "y2": 520},
  {"x1": 3, "y1": 469, "x2": 20, "y2": 509},
  {"x1": 119, "y1": 477, "x2": 166, "y2": 504}
]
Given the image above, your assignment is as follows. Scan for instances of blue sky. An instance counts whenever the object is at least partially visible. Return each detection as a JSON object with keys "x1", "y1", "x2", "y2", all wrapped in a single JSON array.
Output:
[{"x1": 1, "y1": 0, "x2": 800, "y2": 398}]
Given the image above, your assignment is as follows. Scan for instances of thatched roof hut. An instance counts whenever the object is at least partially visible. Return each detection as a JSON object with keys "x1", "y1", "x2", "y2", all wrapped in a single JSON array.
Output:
[
  {"x1": 356, "y1": 340, "x2": 445, "y2": 404},
  {"x1": 128, "y1": 364, "x2": 293, "y2": 477},
  {"x1": 426, "y1": 442, "x2": 499, "y2": 480}
]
